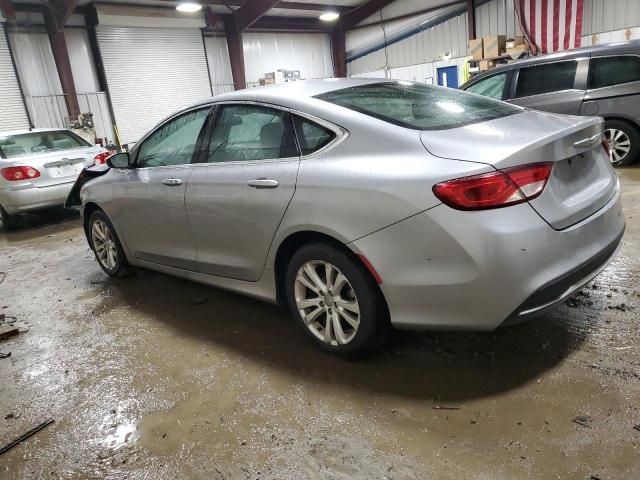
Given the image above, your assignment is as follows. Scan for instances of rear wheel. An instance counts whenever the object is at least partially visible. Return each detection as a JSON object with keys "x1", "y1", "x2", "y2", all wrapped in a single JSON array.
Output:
[
  {"x1": 89, "y1": 210, "x2": 129, "y2": 277},
  {"x1": 285, "y1": 243, "x2": 388, "y2": 356},
  {"x1": 604, "y1": 120, "x2": 640, "y2": 167},
  {"x1": 0, "y1": 206, "x2": 16, "y2": 232}
]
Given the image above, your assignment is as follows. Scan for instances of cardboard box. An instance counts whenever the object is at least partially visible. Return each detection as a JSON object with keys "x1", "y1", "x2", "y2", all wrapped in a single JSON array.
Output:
[
  {"x1": 479, "y1": 60, "x2": 496, "y2": 71},
  {"x1": 482, "y1": 35, "x2": 506, "y2": 58},
  {"x1": 506, "y1": 44, "x2": 528, "y2": 60},
  {"x1": 506, "y1": 36, "x2": 526, "y2": 49},
  {"x1": 468, "y1": 38, "x2": 484, "y2": 60}
]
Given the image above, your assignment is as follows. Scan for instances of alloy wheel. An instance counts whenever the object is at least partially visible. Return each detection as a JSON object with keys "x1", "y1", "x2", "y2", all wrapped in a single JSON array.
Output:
[
  {"x1": 604, "y1": 128, "x2": 631, "y2": 164},
  {"x1": 91, "y1": 219, "x2": 118, "y2": 271},
  {"x1": 294, "y1": 260, "x2": 360, "y2": 346}
]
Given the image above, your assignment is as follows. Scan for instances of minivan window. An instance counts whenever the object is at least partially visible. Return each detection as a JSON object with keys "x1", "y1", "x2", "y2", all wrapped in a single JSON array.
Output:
[
  {"x1": 515, "y1": 61, "x2": 578, "y2": 98},
  {"x1": 0, "y1": 130, "x2": 89, "y2": 159},
  {"x1": 589, "y1": 56, "x2": 640, "y2": 89},
  {"x1": 315, "y1": 82, "x2": 520, "y2": 130},
  {"x1": 466, "y1": 72, "x2": 508, "y2": 100}
]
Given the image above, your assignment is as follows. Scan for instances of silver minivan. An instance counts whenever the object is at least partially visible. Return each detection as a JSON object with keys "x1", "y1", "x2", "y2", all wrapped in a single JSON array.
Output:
[{"x1": 461, "y1": 40, "x2": 640, "y2": 166}]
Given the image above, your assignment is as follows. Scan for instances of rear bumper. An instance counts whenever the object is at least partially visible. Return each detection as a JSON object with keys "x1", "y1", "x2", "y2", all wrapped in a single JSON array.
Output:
[
  {"x1": 350, "y1": 184, "x2": 625, "y2": 330},
  {"x1": 0, "y1": 181, "x2": 74, "y2": 214}
]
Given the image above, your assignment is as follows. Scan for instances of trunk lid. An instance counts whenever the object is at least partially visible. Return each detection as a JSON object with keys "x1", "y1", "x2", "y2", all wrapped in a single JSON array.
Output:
[
  {"x1": 421, "y1": 110, "x2": 618, "y2": 230},
  {"x1": 2, "y1": 146, "x2": 104, "y2": 188}
]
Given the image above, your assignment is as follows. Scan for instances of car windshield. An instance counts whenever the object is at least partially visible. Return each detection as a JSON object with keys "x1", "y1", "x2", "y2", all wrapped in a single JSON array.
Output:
[
  {"x1": 315, "y1": 81, "x2": 521, "y2": 130},
  {"x1": 0, "y1": 130, "x2": 90, "y2": 159}
]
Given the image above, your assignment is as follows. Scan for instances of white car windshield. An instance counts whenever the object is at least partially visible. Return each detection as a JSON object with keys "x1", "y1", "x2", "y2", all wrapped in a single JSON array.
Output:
[
  {"x1": 0, "y1": 130, "x2": 90, "y2": 159},
  {"x1": 316, "y1": 81, "x2": 521, "y2": 130}
]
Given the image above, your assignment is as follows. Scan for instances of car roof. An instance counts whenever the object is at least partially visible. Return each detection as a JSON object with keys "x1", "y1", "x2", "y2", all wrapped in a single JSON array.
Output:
[
  {"x1": 186, "y1": 77, "x2": 390, "y2": 112},
  {"x1": 464, "y1": 39, "x2": 640, "y2": 86},
  {"x1": 0, "y1": 128, "x2": 71, "y2": 137}
]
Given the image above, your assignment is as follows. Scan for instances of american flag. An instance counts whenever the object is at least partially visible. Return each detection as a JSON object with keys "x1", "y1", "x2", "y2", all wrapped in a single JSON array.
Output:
[{"x1": 514, "y1": 0, "x2": 584, "y2": 55}]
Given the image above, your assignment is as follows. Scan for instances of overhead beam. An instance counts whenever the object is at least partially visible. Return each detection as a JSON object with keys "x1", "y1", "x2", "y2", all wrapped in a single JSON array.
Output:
[
  {"x1": 234, "y1": 0, "x2": 281, "y2": 31},
  {"x1": 197, "y1": 0, "x2": 351, "y2": 12},
  {"x1": 342, "y1": 0, "x2": 399, "y2": 30},
  {"x1": 467, "y1": 0, "x2": 476, "y2": 40},
  {"x1": 250, "y1": 15, "x2": 329, "y2": 32},
  {"x1": 350, "y1": 1, "x2": 464, "y2": 30}
]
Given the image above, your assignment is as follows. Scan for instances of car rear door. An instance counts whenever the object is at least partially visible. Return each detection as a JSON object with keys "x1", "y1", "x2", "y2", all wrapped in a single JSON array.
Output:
[
  {"x1": 111, "y1": 106, "x2": 211, "y2": 269},
  {"x1": 508, "y1": 58, "x2": 588, "y2": 114},
  {"x1": 185, "y1": 102, "x2": 300, "y2": 281}
]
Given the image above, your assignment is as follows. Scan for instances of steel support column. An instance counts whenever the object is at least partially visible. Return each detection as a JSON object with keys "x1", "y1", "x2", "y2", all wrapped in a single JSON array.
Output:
[
  {"x1": 467, "y1": 0, "x2": 476, "y2": 40},
  {"x1": 331, "y1": 24, "x2": 347, "y2": 77},
  {"x1": 223, "y1": 15, "x2": 247, "y2": 90}
]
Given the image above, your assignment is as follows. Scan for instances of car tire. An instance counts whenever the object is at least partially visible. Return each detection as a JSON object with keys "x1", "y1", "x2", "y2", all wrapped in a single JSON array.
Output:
[
  {"x1": 285, "y1": 243, "x2": 389, "y2": 356},
  {"x1": 0, "y1": 206, "x2": 16, "y2": 232},
  {"x1": 88, "y1": 210, "x2": 130, "y2": 277},
  {"x1": 604, "y1": 119, "x2": 640, "y2": 167}
]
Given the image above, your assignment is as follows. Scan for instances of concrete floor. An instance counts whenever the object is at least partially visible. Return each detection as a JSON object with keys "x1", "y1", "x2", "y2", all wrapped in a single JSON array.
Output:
[{"x1": 1, "y1": 170, "x2": 639, "y2": 480}]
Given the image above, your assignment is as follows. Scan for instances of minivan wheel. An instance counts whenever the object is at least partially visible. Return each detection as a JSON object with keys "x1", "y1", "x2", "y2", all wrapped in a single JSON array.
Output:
[
  {"x1": 604, "y1": 120, "x2": 639, "y2": 166},
  {"x1": 285, "y1": 243, "x2": 388, "y2": 356},
  {"x1": 89, "y1": 210, "x2": 129, "y2": 277}
]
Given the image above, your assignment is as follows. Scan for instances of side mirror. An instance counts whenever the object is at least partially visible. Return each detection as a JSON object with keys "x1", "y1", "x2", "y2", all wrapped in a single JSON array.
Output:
[{"x1": 107, "y1": 152, "x2": 131, "y2": 169}]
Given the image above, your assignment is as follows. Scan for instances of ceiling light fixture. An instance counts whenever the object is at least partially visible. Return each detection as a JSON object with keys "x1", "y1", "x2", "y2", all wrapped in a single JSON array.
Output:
[
  {"x1": 176, "y1": 3, "x2": 202, "y2": 13},
  {"x1": 319, "y1": 12, "x2": 340, "y2": 22}
]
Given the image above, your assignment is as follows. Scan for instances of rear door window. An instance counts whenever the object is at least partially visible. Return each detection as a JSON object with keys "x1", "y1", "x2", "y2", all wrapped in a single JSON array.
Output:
[
  {"x1": 515, "y1": 61, "x2": 578, "y2": 98},
  {"x1": 588, "y1": 56, "x2": 640, "y2": 89},
  {"x1": 465, "y1": 72, "x2": 509, "y2": 100},
  {"x1": 206, "y1": 104, "x2": 298, "y2": 163}
]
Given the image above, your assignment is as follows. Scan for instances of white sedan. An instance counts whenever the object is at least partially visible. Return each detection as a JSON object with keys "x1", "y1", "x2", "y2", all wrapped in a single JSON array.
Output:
[{"x1": 0, "y1": 128, "x2": 110, "y2": 230}]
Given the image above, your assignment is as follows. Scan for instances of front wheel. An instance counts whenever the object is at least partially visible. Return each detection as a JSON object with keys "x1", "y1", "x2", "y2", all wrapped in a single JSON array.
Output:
[
  {"x1": 604, "y1": 120, "x2": 640, "y2": 167},
  {"x1": 285, "y1": 243, "x2": 388, "y2": 356},
  {"x1": 88, "y1": 210, "x2": 129, "y2": 276}
]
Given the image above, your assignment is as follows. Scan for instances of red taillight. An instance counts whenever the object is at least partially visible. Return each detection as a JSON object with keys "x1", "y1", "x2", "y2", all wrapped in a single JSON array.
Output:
[
  {"x1": 433, "y1": 162, "x2": 553, "y2": 211},
  {"x1": 93, "y1": 151, "x2": 113, "y2": 165},
  {"x1": 1, "y1": 166, "x2": 41, "y2": 182}
]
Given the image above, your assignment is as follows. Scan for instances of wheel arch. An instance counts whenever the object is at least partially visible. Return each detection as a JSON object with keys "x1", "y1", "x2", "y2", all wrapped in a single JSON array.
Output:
[{"x1": 273, "y1": 230, "x2": 386, "y2": 310}]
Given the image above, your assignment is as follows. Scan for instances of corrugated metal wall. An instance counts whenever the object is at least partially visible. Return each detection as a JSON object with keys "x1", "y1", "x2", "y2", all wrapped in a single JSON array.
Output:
[
  {"x1": 348, "y1": 12, "x2": 468, "y2": 75},
  {"x1": 583, "y1": 0, "x2": 640, "y2": 35},
  {"x1": 475, "y1": 0, "x2": 521, "y2": 38}
]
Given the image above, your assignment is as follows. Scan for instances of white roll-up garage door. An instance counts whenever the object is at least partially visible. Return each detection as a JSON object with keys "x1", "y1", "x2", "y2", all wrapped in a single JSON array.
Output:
[
  {"x1": 96, "y1": 27, "x2": 211, "y2": 145},
  {"x1": 0, "y1": 24, "x2": 30, "y2": 132}
]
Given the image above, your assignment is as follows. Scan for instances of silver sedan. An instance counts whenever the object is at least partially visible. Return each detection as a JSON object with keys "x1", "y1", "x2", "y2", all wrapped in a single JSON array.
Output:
[
  {"x1": 0, "y1": 128, "x2": 109, "y2": 230},
  {"x1": 67, "y1": 79, "x2": 625, "y2": 355}
]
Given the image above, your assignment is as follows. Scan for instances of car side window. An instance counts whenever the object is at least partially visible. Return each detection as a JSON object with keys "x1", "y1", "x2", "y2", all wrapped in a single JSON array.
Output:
[
  {"x1": 466, "y1": 72, "x2": 508, "y2": 100},
  {"x1": 515, "y1": 61, "x2": 578, "y2": 98},
  {"x1": 136, "y1": 108, "x2": 209, "y2": 168},
  {"x1": 589, "y1": 56, "x2": 640, "y2": 89},
  {"x1": 293, "y1": 115, "x2": 336, "y2": 155},
  {"x1": 207, "y1": 105, "x2": 298, "y2": 163}
]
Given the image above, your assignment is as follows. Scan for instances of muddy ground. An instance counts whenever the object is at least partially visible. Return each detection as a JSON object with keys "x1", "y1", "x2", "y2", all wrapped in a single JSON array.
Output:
[{"x1": 1, "y1": 169, "x2": 639, "y2": 480}]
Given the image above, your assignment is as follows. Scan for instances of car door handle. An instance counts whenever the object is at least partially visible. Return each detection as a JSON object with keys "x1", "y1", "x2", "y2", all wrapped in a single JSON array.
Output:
[
  {"x1": 247, "y1": 179, "x2": 279, "y2": 189},
  {"x1": 161, "y1": 178, "x2": 183, "y2": 186}
]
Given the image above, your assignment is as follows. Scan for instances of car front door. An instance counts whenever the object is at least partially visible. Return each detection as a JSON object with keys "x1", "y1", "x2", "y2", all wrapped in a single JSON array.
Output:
[
  {"x1": 185, "y1": 103, "x2": 300, "y2": 281},
  {"x1": 508, "y1": 59, "x2": 588, "y2": 114},
  {"x1": 112, "y1": 106, "x2": 211, "y2": 269}
]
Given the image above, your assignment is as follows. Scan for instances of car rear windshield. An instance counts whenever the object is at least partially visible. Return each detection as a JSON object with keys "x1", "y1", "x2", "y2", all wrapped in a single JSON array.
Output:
[
  {"x1": 315, "y1": 82, "x2": 521, "y2": 130},
  {"x1": 0, "y1": 130, "x2": 90, "y2": 159}
]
